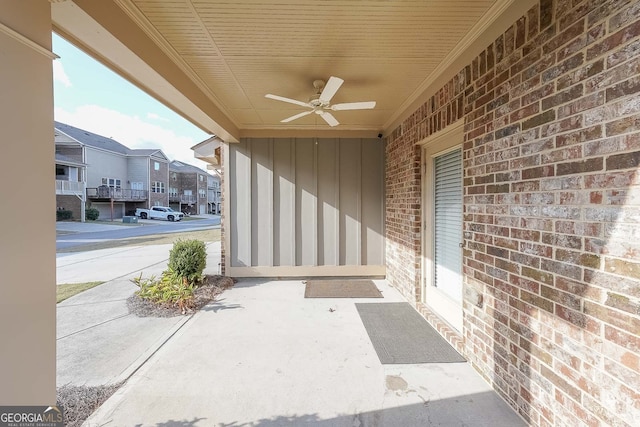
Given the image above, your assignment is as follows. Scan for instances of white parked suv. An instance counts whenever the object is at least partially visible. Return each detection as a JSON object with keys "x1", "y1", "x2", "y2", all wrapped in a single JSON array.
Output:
[{"x1": 135, "y1": 206, "x2": 184, "y2": 221}]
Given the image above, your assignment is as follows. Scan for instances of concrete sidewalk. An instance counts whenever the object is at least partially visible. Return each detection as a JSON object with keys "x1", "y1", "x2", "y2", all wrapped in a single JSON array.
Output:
[
  {"x1": 56, "y1": 241, "x2": 221, "y2": 387},
  {"x1": 84, "y1": 279, "x2": 525, "y2": 427}
]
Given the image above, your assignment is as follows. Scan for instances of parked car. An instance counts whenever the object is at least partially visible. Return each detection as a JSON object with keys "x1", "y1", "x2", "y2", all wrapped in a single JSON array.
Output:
[{"x1": 135, "y1": 206, "x2": 184, "y2": 221}]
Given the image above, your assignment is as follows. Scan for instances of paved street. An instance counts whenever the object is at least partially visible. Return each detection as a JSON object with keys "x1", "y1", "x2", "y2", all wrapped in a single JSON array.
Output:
[{"x1": 56, "y1": 214, "x2": 220, "y2": 251}]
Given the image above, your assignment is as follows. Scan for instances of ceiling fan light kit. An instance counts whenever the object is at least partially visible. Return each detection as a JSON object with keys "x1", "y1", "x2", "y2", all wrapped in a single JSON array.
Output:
[{"x1": 265, "y1": 76, "x2": 376, "y2": 127}]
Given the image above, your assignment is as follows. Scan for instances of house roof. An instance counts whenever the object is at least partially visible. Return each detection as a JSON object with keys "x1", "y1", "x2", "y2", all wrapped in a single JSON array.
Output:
[
  {"x1": 50, "y1": 1, "x2": 533, "y2": 141},
  {"x1": 54, "y1": 122, "x2": 168, "y2": 161},
  {"x1": 55, "y1": 121, "x2": 131, "y2": 154},
  {"x1": 169, "y1": 160, "x2": 209, "y2": 176}
]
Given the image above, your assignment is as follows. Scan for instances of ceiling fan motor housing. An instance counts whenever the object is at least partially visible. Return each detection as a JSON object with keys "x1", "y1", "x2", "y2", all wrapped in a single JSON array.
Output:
[{"x1": 308, "y1": 96, "x2": 325, "y2": 107}]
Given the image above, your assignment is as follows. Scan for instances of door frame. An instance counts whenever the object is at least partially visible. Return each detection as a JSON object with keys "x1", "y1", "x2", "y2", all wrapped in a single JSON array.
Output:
[{"x1": 419, "y1": 120, "x2": 464, "y2": 332}]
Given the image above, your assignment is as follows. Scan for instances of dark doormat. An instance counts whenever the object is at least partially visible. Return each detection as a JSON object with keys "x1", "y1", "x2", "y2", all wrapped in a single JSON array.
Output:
[
  {"x1": 356, "y1": 302, "x2": 466, "y2": 364},
  {"x1": 304, "y1": 279, "x2": 383, "y2": 298}
]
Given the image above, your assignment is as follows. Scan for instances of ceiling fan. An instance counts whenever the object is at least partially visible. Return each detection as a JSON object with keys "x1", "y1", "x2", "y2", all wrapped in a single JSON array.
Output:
[{"x1": 265, "y1": 76, "x2": 376, "y2": 127}]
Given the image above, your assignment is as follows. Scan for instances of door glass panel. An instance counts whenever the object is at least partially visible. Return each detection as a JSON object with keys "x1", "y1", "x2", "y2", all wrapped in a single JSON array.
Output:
[{"x1": 433, "y1": 148, "x2": 462, "y2": 303}]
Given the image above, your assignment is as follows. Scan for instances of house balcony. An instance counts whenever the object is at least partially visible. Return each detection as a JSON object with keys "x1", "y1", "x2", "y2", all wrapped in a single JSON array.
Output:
[
  {"x1": 56, "y1": 179, "x2": 86, "y2": 196},
  {"x1": 169, "y1": 194, "x2": 196, "y2": 204},
  {"x1": 87, "y1": 187, "x2": 148, "y2": 201}
]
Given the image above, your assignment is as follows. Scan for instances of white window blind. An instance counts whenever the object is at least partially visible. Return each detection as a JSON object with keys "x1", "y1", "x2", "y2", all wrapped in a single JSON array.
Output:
[{"x1": 433, "y1": 148, "x2": 463, "y2": 302}]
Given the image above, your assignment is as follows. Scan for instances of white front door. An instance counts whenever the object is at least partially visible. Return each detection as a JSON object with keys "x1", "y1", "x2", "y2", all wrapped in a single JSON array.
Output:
[
  {"x1": 433, "y1": 148, "x2": 463, "y2": 303},
  {"x1": 422, "y1": 122, "x2": 464, "y2": 332}
]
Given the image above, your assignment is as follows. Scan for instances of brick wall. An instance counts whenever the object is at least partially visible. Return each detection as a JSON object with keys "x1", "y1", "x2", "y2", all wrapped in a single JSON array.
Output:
[
  {"x1": 150, "y1": 159, "x2": 169, "y2": 207},
  {"x1": 56, "y1": 195, "x2": 81, "y2": 219},
  {"x1": 385, "y1": 0, "x2": 640, "y2": 425}
]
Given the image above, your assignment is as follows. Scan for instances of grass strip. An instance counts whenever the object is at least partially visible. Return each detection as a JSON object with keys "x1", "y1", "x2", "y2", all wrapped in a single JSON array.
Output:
[{"x1": 57, "y1": 281, "x2": 105, "y2": 303}]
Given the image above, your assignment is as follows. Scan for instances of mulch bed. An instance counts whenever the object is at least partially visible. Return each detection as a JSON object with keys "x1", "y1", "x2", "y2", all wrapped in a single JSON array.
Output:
[
  {"x1": 57, "y1": 382, "x2": 122, "y2": 427},
  {"x1": 127, "y1": 274, "x2": 236, "y2": 317}
]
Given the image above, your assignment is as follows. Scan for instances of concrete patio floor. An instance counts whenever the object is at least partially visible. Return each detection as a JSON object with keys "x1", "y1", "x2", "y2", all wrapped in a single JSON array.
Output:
[{"x1": 84, "y1": 278, "x2": 525, "y2": 427}]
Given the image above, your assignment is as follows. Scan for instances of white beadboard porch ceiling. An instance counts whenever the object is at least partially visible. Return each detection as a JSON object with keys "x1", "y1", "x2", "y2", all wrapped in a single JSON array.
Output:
[{"x1": 53, "y1": 0, "x2": 533, "y2": 138}]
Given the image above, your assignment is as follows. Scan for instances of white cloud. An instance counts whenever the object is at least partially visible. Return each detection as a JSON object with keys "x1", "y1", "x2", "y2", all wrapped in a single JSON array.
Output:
[
  {"x1": 55, "y1": 104, "x2": 210, "y2": 170},
  {"x1": 53, "y1": 60, "x2": 72, "y2": 87},
  {"x1": 146, "y1": 112, "x2": 170, "y2": 122}
]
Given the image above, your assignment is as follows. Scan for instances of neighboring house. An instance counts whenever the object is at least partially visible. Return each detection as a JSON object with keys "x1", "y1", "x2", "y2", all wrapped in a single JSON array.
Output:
[
  {"x1": 207, "y1": 172, "x2": 221, "y2": 214},
  {"x1": 55, "y1": 122, "x2": 169, "y2": 220},
  {"x1": 168, "y1": 160, "x2": 217, "y2": 215},
  {"x1": 192, "y1": 136, "x2": 222, "y2": 214},
  {"x1": 55, "y1": 129, "x2": 87, "y2": 221}
]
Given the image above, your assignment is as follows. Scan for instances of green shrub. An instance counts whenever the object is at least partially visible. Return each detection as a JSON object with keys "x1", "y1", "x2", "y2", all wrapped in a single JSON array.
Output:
[
  {"x1": 131, "y1": 240, "x2": 207, "y2": 313},
  {"x1": 56, "y1": 209, "x2": 73, "y2": 221},
  {"x1": 168, "y1": 239, "x2": 207, "y2": 284},
  {"x1": 85, "y1": 208, "x2": 100, "y2": 221},
  {"x1": 132, "y1": 269, "x2": 195, "y2": 312}
]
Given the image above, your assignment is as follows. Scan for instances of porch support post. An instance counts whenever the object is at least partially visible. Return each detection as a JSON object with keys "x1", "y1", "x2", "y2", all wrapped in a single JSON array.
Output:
[
  {"x1": 77, "y1": 193, "x2": 86, "y2": 222},
  {"x1": 0, "y1": 1, "x2": 56, "y2": 405}
]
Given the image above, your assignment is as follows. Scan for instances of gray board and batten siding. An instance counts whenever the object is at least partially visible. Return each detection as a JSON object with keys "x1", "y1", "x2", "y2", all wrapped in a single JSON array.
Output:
[{"x1": 227, "y1": 137, "x2": 385, "y2": 277}]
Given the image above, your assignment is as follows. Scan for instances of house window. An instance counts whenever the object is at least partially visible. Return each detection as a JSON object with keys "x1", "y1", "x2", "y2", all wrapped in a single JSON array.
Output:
[
  {"x1": 169, "y1": 187, "x2": 178, "y2": 197},
  {"x1": 154, "y1": 161, "x2": 160, "y2": 171},
  {"x1": 152, "y1": 181, "x2": 165, "y2": 193},
  {"x1": 199, "y1": 189, "x2": 206, "y2": 198},
  {"x1": 199, "y1": 175, "x2": 203, "y2": 182},
  {"x1": 101, "y1": 177, "x2": 121, "y2": 189}
]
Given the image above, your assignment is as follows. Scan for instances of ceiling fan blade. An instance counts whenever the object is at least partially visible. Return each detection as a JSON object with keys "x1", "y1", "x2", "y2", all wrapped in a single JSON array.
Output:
[
  {"x1": 265, "y1": 94, "x2": 311, "y2": 108},
  {"x1": 281, "y1": 110, "x2": 313, "y2": 123},
  {"x1": 331, "y1": 101, "x2": 377, "y2": 111},
  {"x1": 319, "y1": 76, "x2": 344, "y2": 104},
  {"x1": 320, "y1": 111, "x2": 339, "y2": 127}
]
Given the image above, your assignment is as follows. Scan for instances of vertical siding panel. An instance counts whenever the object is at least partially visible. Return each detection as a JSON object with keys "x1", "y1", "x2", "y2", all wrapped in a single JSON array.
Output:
[
  {"x1": 317, "y1": 138, "x2": 339, "y2": 265},
  {"x1": 339, "y1": 138, "x2": 362, "y2": 265},
  {"x1": 230, "y1": 141, "x2": 251, "y2": 267},
  {"x1": 295, "y1": 138, "x2": 317, "y2": 266},
  {"x1": 251, "y1": 138, "x2": 273, "y2": 266},
  {"x1": 361, "y1": 138, "x2": 385, "y2": 265},
  {"x1": 273, "y1": 138, "x2": 295, "y2": 266}
]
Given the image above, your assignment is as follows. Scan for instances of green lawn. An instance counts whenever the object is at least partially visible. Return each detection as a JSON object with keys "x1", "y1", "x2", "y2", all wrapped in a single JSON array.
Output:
[{"x1": 57, "y1": 281, "x2": 105, "y2": 303}]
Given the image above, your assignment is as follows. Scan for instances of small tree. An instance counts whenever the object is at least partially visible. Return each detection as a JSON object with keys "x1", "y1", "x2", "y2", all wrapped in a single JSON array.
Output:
[
  {"x1": 168, "y1": 239, "x2": 207, "y2": 284},
  {"x1": 132, "y1": 239, "x2": 208, "y2": 313}
]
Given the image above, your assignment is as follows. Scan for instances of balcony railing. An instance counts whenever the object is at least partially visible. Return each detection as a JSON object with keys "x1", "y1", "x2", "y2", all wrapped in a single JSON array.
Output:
[
  {"x1": 169, "y1": 194, "x2": 196, "y2": 204},
  {"x1": 56, "y1": 180, "x2": 86, "y2": 196},
  {"x1": 87, "y1": 187, "x2": 148, "y2": 201}
]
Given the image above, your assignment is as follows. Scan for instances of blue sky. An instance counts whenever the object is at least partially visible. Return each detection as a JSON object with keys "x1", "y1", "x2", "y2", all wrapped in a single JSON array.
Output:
[{"x1": 52, "y1": 33, "x2": 210, "y2": 168}]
